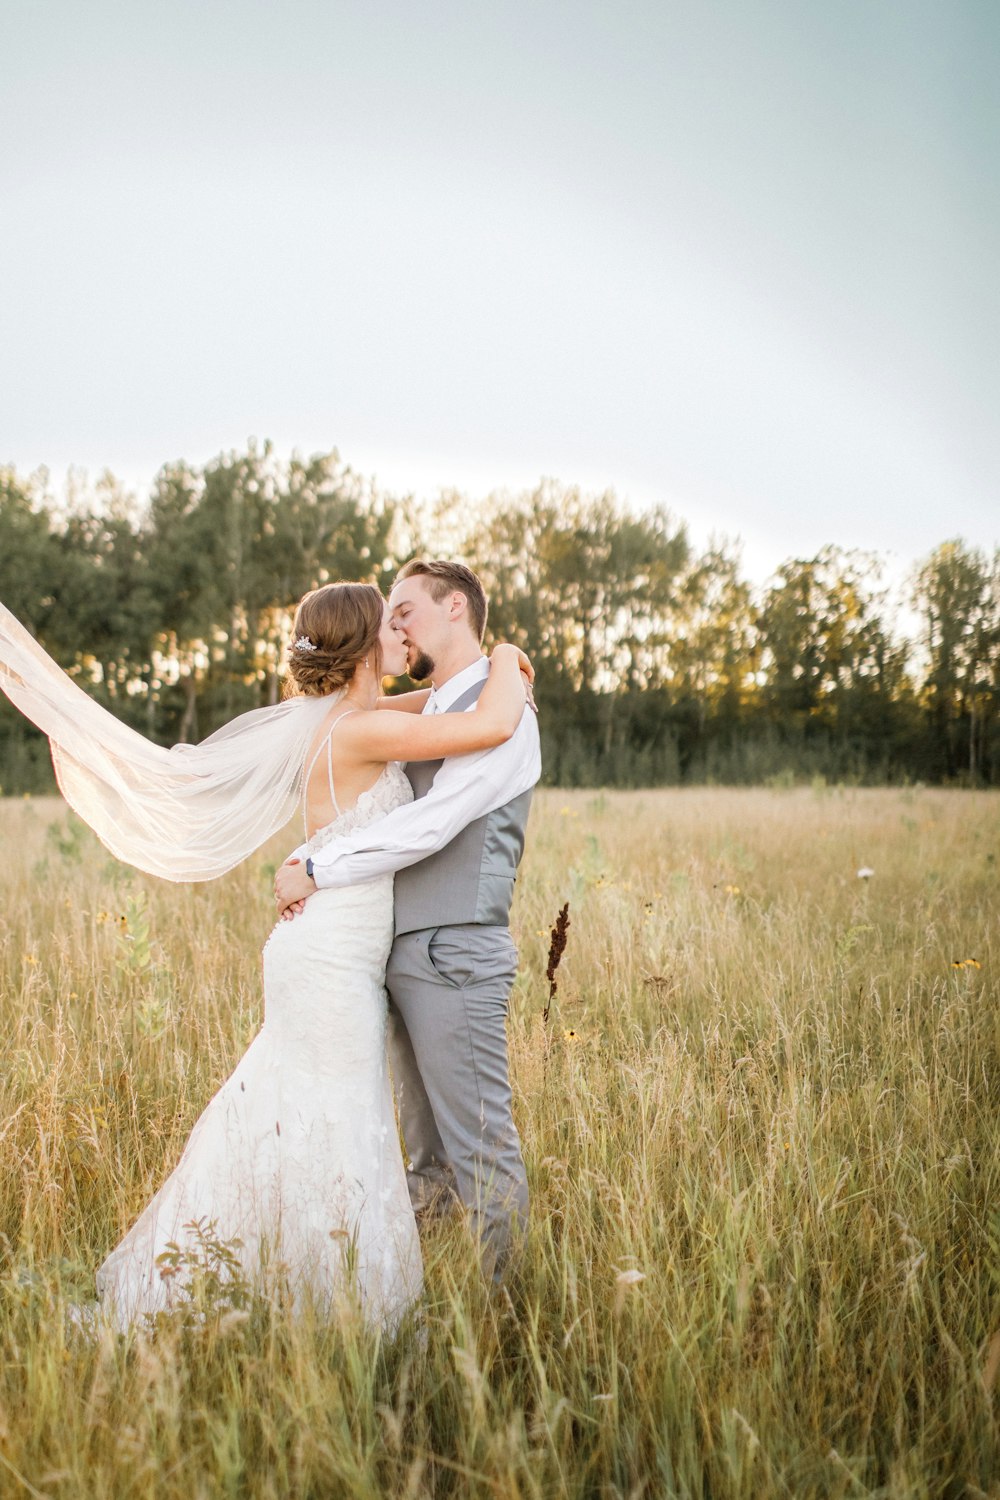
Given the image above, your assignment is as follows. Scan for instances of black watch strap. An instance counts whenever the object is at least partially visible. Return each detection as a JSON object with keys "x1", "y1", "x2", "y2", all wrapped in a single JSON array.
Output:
[{"x1": 305, "y1": 856, "x2": 315, "y2": 880}]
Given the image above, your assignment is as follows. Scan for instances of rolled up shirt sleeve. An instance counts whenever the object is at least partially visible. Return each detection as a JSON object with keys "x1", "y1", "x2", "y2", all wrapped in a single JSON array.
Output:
[{"x1": 308, "y1": 707, "x2": 541, "y2": 889}]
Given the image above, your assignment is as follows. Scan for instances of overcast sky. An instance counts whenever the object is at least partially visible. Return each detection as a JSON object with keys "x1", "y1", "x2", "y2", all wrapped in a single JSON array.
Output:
[{"x1": 2, "y1": 0, "x2": 997, "y2": 584}]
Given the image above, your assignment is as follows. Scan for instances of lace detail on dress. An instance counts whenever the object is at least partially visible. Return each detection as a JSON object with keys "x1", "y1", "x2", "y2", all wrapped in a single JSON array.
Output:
[{"x1": 304, "y1": 761, "x2": 412, "y2": 854}]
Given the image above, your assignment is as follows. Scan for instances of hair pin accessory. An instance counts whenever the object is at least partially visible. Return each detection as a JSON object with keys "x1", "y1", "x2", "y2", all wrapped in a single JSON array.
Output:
[{"x1": 291, "y1": 635, "x2": 318, "y2": 654}]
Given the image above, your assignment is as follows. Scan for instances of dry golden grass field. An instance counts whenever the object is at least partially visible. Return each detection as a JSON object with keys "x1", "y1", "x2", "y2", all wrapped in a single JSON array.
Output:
[{"x1": 0, "y1": 785, "x2": 998, "y2": 1499}]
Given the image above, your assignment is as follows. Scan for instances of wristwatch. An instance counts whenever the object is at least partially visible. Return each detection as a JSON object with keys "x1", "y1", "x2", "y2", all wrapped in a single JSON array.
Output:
[{"x1": 305, "y1": 857, "x2": 315, "y2": 880}]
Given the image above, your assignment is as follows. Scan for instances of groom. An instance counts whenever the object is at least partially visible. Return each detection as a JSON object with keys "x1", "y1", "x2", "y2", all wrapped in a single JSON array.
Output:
[{"x1": 275, "y1": 560, "x2": 541, "y2": 1279}]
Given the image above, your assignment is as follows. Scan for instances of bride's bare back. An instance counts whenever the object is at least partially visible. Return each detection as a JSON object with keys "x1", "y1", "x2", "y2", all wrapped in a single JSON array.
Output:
[{"x1": 303, "y1": 707, "x2": 390, "y2": 838}]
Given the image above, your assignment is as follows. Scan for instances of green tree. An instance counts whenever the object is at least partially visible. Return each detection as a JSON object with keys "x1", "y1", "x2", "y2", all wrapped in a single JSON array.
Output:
[
  {"x1": 144, "y1": 443, "x2": 403, "y2": 739},
  {"x1": 0, "y1": 468, "x2": 63, "y2": 631},
  {"x1": 753, "y1": 547, "x2": 913, "y2": 779},
  {"x1": 462, "y1": 484, "x2": 689, "y2": 780},
  {"x1": 912, "y1": 540, "x2": 999, "y2": 781},
  {"x1": 670, "y1": 542, "x2": 756, "y2": 731}
]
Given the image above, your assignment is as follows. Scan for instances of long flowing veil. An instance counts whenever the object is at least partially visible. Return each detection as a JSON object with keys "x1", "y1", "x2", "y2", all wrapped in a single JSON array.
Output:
[{"x1": 0, "y1": 602, "x2": 337, "y2": 881}]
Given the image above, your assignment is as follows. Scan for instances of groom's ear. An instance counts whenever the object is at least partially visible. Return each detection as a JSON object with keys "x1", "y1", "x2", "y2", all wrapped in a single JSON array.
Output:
[{"x1": 447, "y1": 591, "x2": 468, "y2": 624}]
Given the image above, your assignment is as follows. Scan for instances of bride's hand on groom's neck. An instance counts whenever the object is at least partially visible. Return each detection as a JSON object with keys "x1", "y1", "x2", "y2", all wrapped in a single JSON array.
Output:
[
  {"x1": 491, "y1": 643, "x2": 534, "y2": 683},
  {"x1": 491, "y1": 643, "x2": 538, "y2": 713}
]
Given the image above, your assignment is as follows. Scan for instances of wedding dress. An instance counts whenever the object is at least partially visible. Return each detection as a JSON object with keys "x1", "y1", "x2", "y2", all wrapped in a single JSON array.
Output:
[
  {"x1": 0, "y1": 605, "x2": 421, "y2": 1328},
  {"x1": 96, "y1": 759, "x2": 423, "y2": 1331}
]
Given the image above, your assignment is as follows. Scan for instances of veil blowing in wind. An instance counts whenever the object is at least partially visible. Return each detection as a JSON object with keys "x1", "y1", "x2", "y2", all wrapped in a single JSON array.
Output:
[{"x1": 0, "y1": 601, "x2": 333, "y2": 880}]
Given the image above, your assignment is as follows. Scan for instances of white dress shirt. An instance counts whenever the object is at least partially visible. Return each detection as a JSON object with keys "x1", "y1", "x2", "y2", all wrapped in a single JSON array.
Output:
[{"x1": 305, "y1": 656, "x2": 541, "y2": 889}]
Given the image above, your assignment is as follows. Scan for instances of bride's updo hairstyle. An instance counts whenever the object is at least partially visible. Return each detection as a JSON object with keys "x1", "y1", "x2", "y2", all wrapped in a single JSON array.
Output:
[{"x1": 285, "y1": 582, "x2": 385, "y2": 698}]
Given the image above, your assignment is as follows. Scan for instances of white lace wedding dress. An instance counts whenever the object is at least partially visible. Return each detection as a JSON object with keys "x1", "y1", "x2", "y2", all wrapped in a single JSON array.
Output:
[{"x1": 96, "y1": 761, "x2": 422, "y2": 1330}]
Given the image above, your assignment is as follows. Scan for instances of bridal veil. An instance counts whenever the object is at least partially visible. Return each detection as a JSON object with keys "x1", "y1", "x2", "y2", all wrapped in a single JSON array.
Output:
[{"x1": 0, "y1": 602, "x2": 335, "y2": 881}]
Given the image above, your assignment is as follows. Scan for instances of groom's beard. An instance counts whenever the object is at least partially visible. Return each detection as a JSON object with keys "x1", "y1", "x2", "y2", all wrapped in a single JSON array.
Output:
[{"x1": 407, "y1": 647, "x2": 435, "y2": 683}]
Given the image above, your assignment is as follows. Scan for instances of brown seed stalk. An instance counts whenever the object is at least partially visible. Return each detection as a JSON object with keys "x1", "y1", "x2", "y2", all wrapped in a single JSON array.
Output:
[{"x1": 543, "y1": 902, "x2": 571, "y2": 1023}]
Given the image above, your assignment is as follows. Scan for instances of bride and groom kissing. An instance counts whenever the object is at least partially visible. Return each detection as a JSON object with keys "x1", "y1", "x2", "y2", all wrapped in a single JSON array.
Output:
[{"x1": 0, "y1": 558, "x2": 541, "y2": 1329}]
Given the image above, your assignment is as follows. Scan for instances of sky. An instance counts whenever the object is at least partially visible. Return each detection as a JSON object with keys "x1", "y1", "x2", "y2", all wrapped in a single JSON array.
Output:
[{"x1": 2, "y1": 0, "x2": 997, "y2": 587}]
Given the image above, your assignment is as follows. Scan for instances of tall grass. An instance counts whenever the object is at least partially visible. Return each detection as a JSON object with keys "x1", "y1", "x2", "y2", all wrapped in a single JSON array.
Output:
[{"x1": 0, "y1": 785, "x2": 997, "y2": 1498}]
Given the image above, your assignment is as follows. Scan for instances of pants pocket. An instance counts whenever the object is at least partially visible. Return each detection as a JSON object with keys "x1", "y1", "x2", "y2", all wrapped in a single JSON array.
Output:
[{"x1": 426, "y1": 927, "x2": 476, "y2": 988}]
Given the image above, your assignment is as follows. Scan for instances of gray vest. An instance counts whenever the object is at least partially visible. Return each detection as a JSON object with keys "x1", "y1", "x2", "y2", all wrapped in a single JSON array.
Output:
[{"x1": 393, "y1": 677, "x2": 534, "y2": 936}]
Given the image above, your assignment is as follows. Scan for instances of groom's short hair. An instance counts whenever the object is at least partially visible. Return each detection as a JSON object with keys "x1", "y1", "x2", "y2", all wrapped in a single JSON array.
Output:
[{"x1": 395, "y1": 559, "x2": 488, "y2": 642}]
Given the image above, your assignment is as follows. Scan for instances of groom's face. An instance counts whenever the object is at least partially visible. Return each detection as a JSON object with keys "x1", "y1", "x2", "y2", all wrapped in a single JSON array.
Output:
[{"x1": 388, "y1": 576, "x2": 450, "y2": 682}]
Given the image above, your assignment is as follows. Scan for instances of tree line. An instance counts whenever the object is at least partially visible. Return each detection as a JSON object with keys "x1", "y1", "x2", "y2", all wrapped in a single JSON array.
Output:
[{"x1": 1, "y1": 444, "x2": 998, "y2": 791}]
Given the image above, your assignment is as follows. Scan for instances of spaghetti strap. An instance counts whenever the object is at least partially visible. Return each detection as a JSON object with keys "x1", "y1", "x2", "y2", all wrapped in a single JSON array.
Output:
[
  {"x1": 302, "y1": 708, "x2": 361, "y2": 836},
  {"x1": 325, "y1": 735, "x2": 338, "y2": 813}
]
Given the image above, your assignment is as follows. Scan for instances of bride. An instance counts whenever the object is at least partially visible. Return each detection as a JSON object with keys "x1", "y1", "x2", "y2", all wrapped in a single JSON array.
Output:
[{"x1": 0, "y1": 582, "x2": 530, "y2": 1329}]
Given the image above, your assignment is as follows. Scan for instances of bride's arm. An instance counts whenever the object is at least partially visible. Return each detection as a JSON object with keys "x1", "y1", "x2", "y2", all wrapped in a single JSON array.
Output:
[
  {"x1": 342, "y1": 645, "x2": 528, "y2": 762},
  {"x1": 376, "y1": 688, "x2": 431, "y2": 713},
  {"x1": 376, "y1": 647, "x2": 534, "y2": 714}
]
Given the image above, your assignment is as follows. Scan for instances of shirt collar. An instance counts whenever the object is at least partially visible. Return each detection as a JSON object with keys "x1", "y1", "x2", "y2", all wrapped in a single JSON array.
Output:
[{"x1": 427, "y1": 656, "x2": 489, "y2": 714}]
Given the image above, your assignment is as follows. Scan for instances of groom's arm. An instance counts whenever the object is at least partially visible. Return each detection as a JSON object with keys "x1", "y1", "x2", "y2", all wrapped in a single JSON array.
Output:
[
  {"x1": 276, "y1": 708, "x2": 539, "y2": 907},
  {"x1": 313, "y1": 709, "x2": 539, "y2": 886}
]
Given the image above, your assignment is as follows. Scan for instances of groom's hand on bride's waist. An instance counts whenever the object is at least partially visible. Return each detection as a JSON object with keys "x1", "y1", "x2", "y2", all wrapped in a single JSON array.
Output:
[{"x1": 274, "y1": 857, "x2": 317, "y2": 919}]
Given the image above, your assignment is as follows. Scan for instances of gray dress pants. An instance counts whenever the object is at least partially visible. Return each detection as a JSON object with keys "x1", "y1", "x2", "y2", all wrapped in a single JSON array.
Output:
[{"x1": 385, "y1": 923, "x2": 528, "y2": 1280}]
